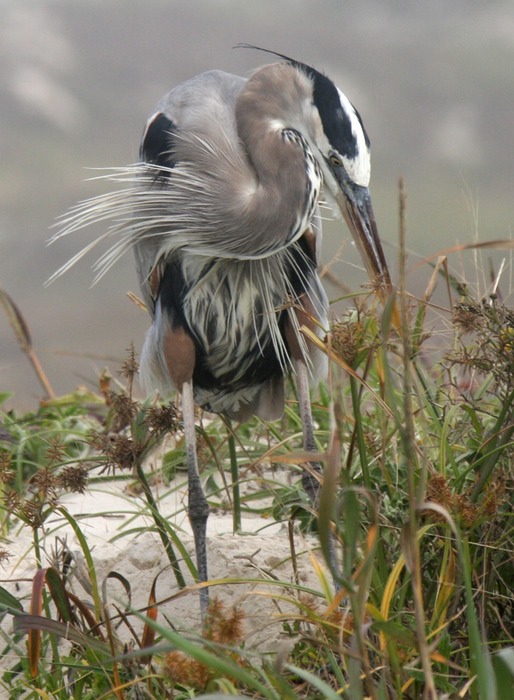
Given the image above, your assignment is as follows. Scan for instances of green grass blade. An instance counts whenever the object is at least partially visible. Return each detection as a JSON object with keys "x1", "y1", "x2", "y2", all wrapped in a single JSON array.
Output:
[
  {"x1": 285, "y1": 664, "x2": 340, "y2": 699},
  {"x1": 56, "y1": 506, "x2": 102, "y2": 621}
]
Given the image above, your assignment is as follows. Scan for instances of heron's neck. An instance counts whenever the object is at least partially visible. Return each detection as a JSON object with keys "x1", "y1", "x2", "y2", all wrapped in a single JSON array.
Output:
[
  {"x1": 234, "y1": 119, "x2": 321, "y2": 257},
  {"x1": 229, "y1": 64, "x2": 321, "y2": 257}
]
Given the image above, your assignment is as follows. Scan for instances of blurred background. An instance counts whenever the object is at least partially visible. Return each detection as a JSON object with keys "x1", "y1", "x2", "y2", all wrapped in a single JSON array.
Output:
[{"x1": 1, "y1": 0, "x2": 513, "y2": 410}]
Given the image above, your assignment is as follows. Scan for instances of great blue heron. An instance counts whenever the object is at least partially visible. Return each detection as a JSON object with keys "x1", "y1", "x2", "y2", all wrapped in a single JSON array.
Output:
[{"x1": 51, "y1": 49, "x2": 391, "y2": 617}]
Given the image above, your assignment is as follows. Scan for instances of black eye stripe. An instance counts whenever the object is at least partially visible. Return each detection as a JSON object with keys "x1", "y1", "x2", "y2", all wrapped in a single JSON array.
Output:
[{"x1": 289, "y1": 60, "x2": 370, "y2": 159}]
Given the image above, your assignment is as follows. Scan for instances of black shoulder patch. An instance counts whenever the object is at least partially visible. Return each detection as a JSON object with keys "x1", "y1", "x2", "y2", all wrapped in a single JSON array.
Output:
[{"x1": 139, "y1": 112, "x2": 177, "y2": 169}]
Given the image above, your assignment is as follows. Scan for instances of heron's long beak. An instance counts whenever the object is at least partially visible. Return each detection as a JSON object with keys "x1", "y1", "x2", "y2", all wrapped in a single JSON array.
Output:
[{"x1": 334, "y1": 182, "x2": 392, "y2": 295}]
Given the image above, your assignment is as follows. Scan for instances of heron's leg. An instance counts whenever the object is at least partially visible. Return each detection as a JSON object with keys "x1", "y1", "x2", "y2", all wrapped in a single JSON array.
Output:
[
  {"x1": 294, "y1": 358, "x2": 339, "y2": 583},
  {"x1": 181, "y1": 379, "x2": 210, "y2": 619},
  {"x1": 294, "y1": 358, "x2": 322, "y2": 504}
]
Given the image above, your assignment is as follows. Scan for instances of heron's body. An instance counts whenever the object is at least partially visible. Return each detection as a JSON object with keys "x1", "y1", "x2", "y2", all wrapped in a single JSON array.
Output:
[
  {"x1": 135, "y1": 69, "x2": 329, "y2": 422},
  {"x1": 142, "y1": 244, "x2": 327, "y2": 421},
  {"x1": 52, "y1": 54, "x2": 391, "y2": 618}
]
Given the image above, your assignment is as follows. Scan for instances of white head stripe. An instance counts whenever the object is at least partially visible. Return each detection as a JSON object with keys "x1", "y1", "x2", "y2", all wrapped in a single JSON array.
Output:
[{"x1": 337, "y1": 88, "x2": 370, "y2": 187}]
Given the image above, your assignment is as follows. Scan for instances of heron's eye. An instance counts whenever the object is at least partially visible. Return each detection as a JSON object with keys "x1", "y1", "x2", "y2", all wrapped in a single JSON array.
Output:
[{"x1": 329, "y1": 153, "x2": 342, "y2": 168}]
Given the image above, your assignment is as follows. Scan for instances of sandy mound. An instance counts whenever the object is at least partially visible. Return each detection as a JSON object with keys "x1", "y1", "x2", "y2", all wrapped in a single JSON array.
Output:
[{"x1": 3, "y1": 468, "x2": 328, "y2": 657}]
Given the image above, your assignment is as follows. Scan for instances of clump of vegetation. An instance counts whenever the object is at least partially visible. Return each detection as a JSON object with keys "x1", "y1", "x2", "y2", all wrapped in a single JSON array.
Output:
[
  {"x1": 0, "y1": 230, "x2": 513, "y2": 698},
  {"x1": 161, "y1": 598, "x2": 245, "y2": 691}
]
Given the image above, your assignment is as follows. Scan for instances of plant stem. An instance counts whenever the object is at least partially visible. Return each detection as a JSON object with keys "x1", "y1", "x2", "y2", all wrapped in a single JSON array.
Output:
[
  {"x1": 135, "y1": 463, "x2": 186, "y2": 589},
  {"x1": 398, "y1": 177, "x2": 437, "y2": 699},
  {"x1": 226, "y1": 420, "x2": 241, "y2": 533},
  {"x1": 349, "y1": 376, "x2": 371, "y2": 490},
  {"x1": 470, "y1": 391, "x2": 514, "y2": 502}
]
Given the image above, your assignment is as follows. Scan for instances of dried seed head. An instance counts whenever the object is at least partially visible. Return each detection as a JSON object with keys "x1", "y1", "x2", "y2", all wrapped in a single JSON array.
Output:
[
  {"x1": 330, "y1": 319, "x2": 361, "y2": 365},
  {"x1": 144, "y1": 403, "x2": 179, "y2": 434},
  {"x1": 57, "y1": 464, "x2": 89, "y2": 494},
  {"x1": 452, "y1": 302, "x2": 483, "y2": 334}
]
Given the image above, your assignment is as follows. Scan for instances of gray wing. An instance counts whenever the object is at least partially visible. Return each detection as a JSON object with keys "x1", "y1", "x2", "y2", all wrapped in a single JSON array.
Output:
[{"x1": 134, "y1": 70, "x2": 247, "y2": 311}]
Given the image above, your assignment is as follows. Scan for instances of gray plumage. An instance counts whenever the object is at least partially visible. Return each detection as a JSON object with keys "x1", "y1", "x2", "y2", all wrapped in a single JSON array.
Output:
[{"x1": 50, "y1": 56, "x2": 391, "y2": 618}]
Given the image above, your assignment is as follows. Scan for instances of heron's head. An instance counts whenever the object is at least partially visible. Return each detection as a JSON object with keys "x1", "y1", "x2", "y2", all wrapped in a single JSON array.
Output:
[{"x1": 269, "y1": 58, "x2": 390, "y2": 292}]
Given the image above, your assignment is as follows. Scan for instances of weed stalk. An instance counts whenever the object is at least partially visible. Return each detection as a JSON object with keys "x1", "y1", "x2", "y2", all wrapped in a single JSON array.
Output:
[{"x1": 398, "y1": 177, "x2": 437, "y2": 699}]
